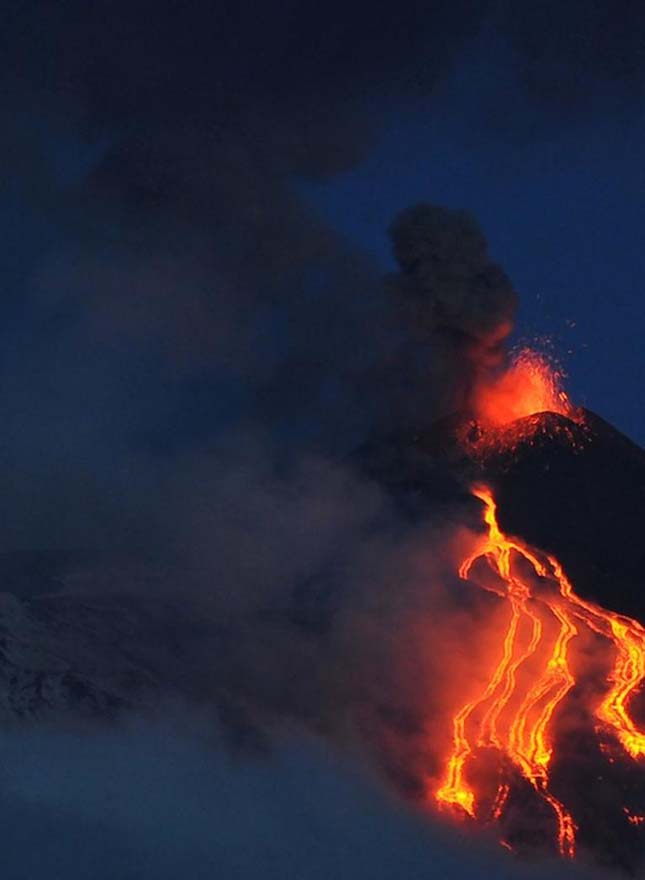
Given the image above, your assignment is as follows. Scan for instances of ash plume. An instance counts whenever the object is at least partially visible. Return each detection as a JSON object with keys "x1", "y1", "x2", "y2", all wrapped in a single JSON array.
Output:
[{"x1": 387, "y1": 203, "x2": 517, "y2": 423}]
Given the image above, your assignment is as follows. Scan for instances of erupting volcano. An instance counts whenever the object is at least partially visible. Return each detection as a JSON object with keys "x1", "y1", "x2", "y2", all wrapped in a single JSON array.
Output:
[
  {"x1": 472, "y1": 348, "x2": 573, "y2": 428},
  {"x1": 431, "y1": 349, "x2": 645, "y2": 861},
  {"x1": 460, "y1": 348, "x2": 586, "y2": 456}
]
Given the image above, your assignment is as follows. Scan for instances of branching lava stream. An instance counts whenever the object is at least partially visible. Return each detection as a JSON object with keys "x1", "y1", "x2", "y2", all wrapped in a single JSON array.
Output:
[{"x1": 435, "y1": 487, "x2": 645, "y2": 858}]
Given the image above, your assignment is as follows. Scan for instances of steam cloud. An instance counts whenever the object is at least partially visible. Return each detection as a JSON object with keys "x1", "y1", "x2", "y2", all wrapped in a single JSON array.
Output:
[{"x1": 0, "y1": 722, "x2": 607, "y2": 880}]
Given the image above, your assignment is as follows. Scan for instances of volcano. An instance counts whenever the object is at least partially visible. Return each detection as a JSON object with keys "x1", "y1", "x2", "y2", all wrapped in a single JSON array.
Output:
[
  {"x1": 456, "y1": 410, "x2": 645, "y2": 868},
  {"x1": 0, "y1": 340, "x2": 643, "y2": 869},
  {"x1": 472, "y1": 407, "x2": 645, "y2": 623},
  {"x1": 357, "y1": 354, "x2": 645, "y2": 869},
  {"x1": 361, "y1": 405, "x2": 645, "y2": 621}
]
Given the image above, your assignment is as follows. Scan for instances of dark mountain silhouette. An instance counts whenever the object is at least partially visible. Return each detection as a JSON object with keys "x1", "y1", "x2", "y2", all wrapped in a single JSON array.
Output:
[
  {"x1": 477, "y1": 409, "x2": 645, "y2": 621},
  {"x1": 358, "y1": 407, "x2": 645, "y2": 620}
]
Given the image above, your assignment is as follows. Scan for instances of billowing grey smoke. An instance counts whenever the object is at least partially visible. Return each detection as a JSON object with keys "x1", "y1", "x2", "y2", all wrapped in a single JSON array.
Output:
[{"x1": 387, "y1": 204, "x2": 517, "y2": 421}]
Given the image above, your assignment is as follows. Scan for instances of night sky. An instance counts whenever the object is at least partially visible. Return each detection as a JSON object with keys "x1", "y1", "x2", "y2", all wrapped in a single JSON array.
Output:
[
  {"x1": 3, "y1": 2, "x2": 645, "y2": 877},
  {"x1": 301, "y1": 48, "x2": 645, "y2": 443}
]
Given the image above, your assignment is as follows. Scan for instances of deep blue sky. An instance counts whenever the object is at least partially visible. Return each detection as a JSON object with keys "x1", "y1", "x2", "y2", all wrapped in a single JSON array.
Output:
[{"x1": 301, "y1": 52, "x2": 645, "y2": 443}]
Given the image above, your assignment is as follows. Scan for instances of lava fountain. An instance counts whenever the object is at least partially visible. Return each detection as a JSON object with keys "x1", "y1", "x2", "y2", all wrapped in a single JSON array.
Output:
[
  {"x1": 460, "y1": 348, "x2": 585, "y2": 456},
  {"x1": 471, "y1": 348, "x2": 573, "y2": 428}
]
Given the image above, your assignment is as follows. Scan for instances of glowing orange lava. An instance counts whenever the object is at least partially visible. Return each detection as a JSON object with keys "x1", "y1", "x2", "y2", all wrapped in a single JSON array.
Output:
[
  {"x1": 472, "y1": 349, "x2": 573, "y2": 428},
  {"x1": 624, "y1": 808, "x2": 645, "y2": 826},
  {"x1": 435, "y1": 487, "x2": 645, "y2": 859},
  {"x1": 459, "y1": 348, "x2": 586, "y2": 457}
]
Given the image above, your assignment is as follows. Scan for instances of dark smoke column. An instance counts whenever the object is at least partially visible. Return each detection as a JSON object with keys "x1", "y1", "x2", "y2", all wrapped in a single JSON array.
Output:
[{"x1": 386, "y1": 204, "x2": 517, "y2": 426}]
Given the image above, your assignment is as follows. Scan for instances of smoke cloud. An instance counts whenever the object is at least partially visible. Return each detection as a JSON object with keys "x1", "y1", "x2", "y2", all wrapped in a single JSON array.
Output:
[
  {"x1": 387, "y1": 203, "x2": 517, "y2": 422},
  {"x1": 0, "y1": 720, "x2": 609, "y2": 880},
  {"x1": 3, "y1": 1, "x2": 645, "y2": 876}
]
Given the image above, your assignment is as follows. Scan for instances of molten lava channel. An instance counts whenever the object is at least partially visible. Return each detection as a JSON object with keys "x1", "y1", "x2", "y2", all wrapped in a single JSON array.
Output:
[{"x1": 435, "y1": 487, "x2": 645, "y2": 859}]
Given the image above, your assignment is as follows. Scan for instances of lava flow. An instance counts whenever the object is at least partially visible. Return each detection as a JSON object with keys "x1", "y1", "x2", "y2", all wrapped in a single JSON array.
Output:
[{"x1": 435, "y1": 486, "x2": 645, "y2": 858}]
